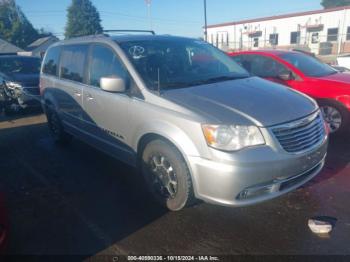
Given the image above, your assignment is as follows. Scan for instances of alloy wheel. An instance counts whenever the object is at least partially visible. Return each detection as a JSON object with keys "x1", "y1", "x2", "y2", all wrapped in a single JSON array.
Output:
[
  {"x1": 149, "y1": 154, "x2": 178, "y2": 199},
  {"x1": 321, "y1": 106, "x2": 342, "y2": 133}
]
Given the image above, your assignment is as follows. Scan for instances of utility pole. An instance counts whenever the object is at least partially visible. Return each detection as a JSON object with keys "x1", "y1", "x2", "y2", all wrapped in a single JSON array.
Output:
[
  {"x1": 204, "y1": 0, "x2": 208, "y2": 41},
  {"x1": 145, "y1": 0, "x2": 153, "y2": 31}
]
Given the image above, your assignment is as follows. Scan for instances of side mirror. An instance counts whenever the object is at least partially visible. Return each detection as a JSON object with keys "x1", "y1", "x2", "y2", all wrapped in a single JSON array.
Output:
[
  {"x1": 277, "y1": 71, "x2": 293, "y2": 81},
  {"x1": 100, "y1": 76, "x2": 126, "y2": 93}
]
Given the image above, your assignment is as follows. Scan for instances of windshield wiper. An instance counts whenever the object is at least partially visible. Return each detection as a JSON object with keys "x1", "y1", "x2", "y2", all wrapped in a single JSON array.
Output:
[
  {"x1": 192, "y1": 75, "x2": 249, "y2": 85},
  {"x1": 161, "y1": 82, "x2": 194, "y2": 89},
  {"x1": 158, "y1": 75, "x2": 250, "y2": 90}
]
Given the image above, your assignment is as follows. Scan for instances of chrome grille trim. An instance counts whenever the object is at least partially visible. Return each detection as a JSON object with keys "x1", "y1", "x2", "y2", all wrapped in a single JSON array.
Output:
[{"x1": 272, "y1": 112, "x2": 326, "y2": 153}]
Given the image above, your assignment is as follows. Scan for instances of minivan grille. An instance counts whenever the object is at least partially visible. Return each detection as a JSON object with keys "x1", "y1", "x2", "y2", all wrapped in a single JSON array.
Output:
[{"x1": 272, "y1": 112, "x2": 325, "y2": 153}]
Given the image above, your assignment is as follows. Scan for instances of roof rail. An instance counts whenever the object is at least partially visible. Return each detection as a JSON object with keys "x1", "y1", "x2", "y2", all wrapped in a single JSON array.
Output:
[
  {"x1": 0, "y1": 52, "x2": 18, "y2": 56},
  {"x1": 103, "y1": 30, "x2": 156, "y2": 35}
]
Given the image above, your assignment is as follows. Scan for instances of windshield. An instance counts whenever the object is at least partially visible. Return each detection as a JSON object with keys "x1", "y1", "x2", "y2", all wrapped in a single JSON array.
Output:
[
  {"x1": 0, "y1": 57, "x2": 41, "y2": 75},
  {"x1": 279, "y1": 53, "x2": 337, "y2": 77},
  {"x1": 118, "y1": 38, "x2": 249, "y2": 90}
]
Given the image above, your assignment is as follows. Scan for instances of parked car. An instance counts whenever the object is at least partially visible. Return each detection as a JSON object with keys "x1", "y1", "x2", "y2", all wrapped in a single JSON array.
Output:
[
  {"x1": 337, "y1": 55, "x2": 350, "y2": 71},
  {"x1": 0, "y1": 55, "x2": 42, "y2": 114},
  {"x1": 230, "y1": 50, "x2": 350, "y2": 133},
  {"x1": 331, "y1": 65, "x2": 350, "y2": 73},
  {"x1": 40, "y1": 33, "x2": 328, "y2": 211}
]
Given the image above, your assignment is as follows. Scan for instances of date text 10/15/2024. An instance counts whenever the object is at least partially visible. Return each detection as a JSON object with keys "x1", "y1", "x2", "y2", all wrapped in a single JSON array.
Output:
[{"x1": 124, "y1": 256, "x2": 220, "y2": 261}]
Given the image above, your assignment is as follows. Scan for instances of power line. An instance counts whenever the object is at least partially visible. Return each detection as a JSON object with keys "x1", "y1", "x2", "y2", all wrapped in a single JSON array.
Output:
[{"x1": 23, "y1": 9, "x2": 202, "y2": 24}]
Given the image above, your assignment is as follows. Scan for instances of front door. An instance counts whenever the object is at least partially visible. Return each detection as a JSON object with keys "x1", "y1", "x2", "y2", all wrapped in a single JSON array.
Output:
[{"x1": 82, "y1": 44, "x2": 134, "y2": 163}]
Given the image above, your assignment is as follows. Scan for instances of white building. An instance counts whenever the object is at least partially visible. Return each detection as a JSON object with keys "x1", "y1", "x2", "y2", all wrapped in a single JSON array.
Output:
[{"x1": 206, "y1": 6, "x2": 350, "y2": 55}]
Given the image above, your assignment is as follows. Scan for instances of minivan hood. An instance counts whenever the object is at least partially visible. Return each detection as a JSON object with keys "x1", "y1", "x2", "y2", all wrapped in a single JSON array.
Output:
[{"x1": 162, "y1": 77, "x2": 317, "y2": 127}]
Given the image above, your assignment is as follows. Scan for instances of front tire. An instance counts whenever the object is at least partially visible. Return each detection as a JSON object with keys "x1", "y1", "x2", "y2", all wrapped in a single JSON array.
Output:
[
  {"x1": 141, "y1": 139, "x2": 196, "y2": 211},
  {"x1": 46, "y1": 107, "x2": 72, "y2": 145},
  {"x1": 319, "y1": 100, "x2": 349, "y2": 134}
]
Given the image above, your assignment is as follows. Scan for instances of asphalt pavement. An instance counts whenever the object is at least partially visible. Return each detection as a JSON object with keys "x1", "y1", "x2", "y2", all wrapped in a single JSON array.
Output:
[{"x1": 0, "y1": 112, "x2": 349, "y2": 257}]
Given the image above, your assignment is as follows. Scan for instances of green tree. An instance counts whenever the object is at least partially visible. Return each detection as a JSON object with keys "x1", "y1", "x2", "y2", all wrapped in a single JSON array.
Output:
[
  {"x1": 321, "y1": 0, "x2": 350, "y2": 8},
  {"x1": 0, "y1": 0, "x2": 39, "y2": 48},
  {"x1": 65, "y1": 0, "x2": 103, "y2": 39}
]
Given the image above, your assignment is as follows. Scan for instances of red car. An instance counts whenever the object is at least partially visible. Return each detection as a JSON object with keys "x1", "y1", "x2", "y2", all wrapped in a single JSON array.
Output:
[{"x1": 229, "y1": 50, "x2": 350, "y2": 133}]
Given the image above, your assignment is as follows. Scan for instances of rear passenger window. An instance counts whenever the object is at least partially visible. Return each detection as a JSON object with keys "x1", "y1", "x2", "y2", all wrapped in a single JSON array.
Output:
[
  {"x1": 60, "y1": 45, "x2": 88, "y2": 83},
  {"x1": 89, "y1": 45, "x2": 128, "y2": 88},
  {"x1": 43, "y1": 46, "x2": 60, "y2": 76}
]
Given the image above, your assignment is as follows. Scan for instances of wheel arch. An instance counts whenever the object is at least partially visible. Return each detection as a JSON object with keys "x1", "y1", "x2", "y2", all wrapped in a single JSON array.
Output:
[
  {"x1": 136, "y1": 131, "x2": 199, "y2": 164},
  {"x1": 41, "y1": 89, "x2": 59, "y2": 112},
  {"x1": 136, "y1": 132, "x2": 201, "y2": 200}
]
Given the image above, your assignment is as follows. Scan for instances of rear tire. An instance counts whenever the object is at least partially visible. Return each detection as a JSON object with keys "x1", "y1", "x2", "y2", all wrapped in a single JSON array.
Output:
[
  {"x1": 141, "y1": 139, "x2": 196, "y2": 211},
  {"x1": 319, "y1": 100, "x2": 349, "y2": 134},
  {"x1": 46, "y1": 106, "x2": 72, "y2": 145}
]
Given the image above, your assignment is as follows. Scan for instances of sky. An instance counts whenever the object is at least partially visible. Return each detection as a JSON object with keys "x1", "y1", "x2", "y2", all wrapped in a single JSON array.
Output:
[{"x1": 16, "y1": 0, "x2": 323, "y2": 39}]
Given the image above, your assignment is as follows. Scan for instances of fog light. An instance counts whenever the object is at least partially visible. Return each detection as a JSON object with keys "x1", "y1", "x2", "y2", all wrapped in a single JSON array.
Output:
[{"x1": 237, "y1": 184, "x2": 279, "y2": 200}]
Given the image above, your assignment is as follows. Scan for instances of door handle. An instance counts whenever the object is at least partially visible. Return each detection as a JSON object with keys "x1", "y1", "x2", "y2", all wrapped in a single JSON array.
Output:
[
  {"x1": 73, "y1": 91, "x2": 82, "y2": 97},
  {"x1": 86, "y1": 94, "x2": 94, "y2": 101}
]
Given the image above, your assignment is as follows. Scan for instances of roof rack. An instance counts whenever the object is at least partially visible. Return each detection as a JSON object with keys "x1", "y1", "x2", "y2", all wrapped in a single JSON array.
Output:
[
  {"x1": 103, "y1": 30, "x2": 156, "y2": 35},
  {"x1": 0, "y1": 52, "x2": 18, "y2": 56}
]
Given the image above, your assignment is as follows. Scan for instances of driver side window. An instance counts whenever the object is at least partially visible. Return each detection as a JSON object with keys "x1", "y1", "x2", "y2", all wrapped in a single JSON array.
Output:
[
  {"x1": 252, "y1": 55, "x2": 289, "y2": 78},
  {"x1": 89, "y1": 44, "x2": 129, "y2": 88},
  {"x1": 241, "y1": 55, "x2": 289, "y2": 78}
]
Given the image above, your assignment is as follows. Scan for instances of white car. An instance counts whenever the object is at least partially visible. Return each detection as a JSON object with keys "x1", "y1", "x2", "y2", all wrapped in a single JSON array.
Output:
[{"x1": 337, "y1": 55, "x2": 350, "y2": 71}]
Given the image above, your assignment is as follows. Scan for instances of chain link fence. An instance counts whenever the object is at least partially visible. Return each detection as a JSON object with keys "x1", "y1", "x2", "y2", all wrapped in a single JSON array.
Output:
[{"x1": 210, "y1": 33, "x2": 350, "y2": 62}]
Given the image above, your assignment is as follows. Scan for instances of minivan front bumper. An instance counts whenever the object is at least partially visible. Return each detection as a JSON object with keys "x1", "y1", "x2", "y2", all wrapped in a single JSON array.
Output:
[{"x1": 188, "y1": 138, "x2": 328, "y2": 207}]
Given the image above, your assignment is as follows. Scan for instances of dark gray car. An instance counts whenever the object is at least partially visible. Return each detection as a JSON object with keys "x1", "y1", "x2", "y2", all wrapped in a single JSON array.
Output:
[
  {"x1": 0, "y1": 55, "x2": 41, "y2": 114},
  {"x1": 40, "y1": 34, "x2": 329, "y2": 211}
]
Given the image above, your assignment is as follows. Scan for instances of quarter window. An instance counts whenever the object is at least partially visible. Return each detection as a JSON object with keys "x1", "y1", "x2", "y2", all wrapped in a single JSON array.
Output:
[
  {"x1": 88, "y1": 45, "x2": 128, "y2": 88},
  {"x1": 60, "y1": 45, "x2": 88, "y2": 83},
  {"x1": 43, "y1": 46, "x2": 60, "y2": 76}
]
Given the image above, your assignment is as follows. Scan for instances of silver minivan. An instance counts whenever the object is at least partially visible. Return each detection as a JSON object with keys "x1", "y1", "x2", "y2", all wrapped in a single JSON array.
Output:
[{"x1": 40, "y1": 33, "x2": 328, "y2": 211}]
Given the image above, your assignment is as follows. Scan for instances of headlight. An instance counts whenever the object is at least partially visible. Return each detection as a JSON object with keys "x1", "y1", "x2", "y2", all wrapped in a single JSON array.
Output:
[
  {"x1": 5, "y1": 81, "x2": 22, "y2": 89},
  {"x1": 202, "y1": 124, "x2": 265, "y2": 151}
]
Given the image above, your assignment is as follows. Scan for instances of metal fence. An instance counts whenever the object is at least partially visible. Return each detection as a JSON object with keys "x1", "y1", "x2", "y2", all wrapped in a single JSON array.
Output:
[{"x1": 211, "y1": 33, "x2": 350, "y2": 58}]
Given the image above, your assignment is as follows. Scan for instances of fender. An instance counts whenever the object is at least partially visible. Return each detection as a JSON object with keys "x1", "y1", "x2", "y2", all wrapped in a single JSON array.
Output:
[
  {"x1": 132, "y1": 120, "x2": 210, "y2": 199},
  {"x1": 132, "y1": 120, "x2": 203, "y2": 158},
  {"x1": 335, "y1": 95, "x2": 350, "y2": 110},
  {"x1": 41, "y1": 88, "x2": 59, "y2": 112}
]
